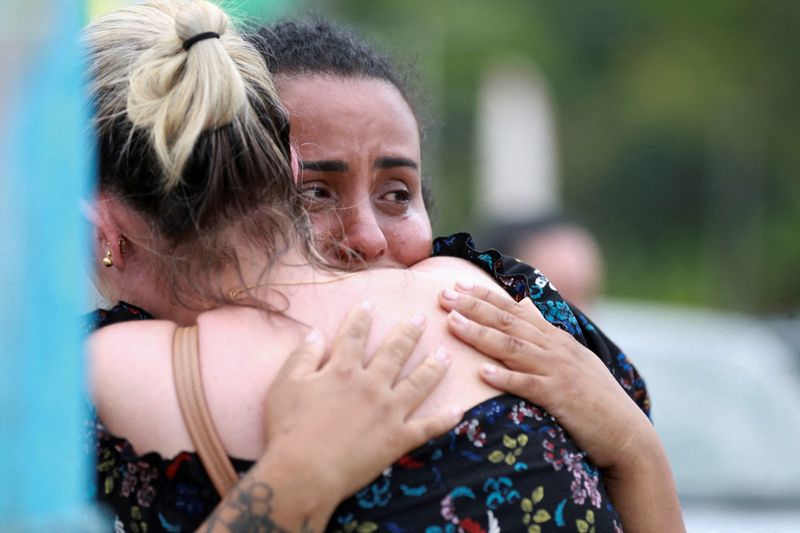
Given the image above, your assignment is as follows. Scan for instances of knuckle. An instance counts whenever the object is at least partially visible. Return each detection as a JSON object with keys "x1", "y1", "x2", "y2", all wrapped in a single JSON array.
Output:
[
  {"x1": 510, "y1": 373, "x2": 534, "y2": 394},
  {"x1": 504, "y1": 335, "x2": 526, "y2": 356},
  {"x1": 400, "y1": 322, "x2": 424, "y2": 344},
  {"x1": 498, "y1": 311, "x2": 516, "y2": 329},
  {"x1": 474, "y1": 324, "x2": 491, "y2": 341},
  {"x1": 511, "y1": 300, "x2": 530, "y2": 318},
  {"x1": 344, "y1": 323, "x2": 368, "y2": 343},
  {"x1": 476, "y1": 285, "x2": 492, "y2": 299},
  {"x1": 464, "y1": 297, "x2": 481, "y2": 315},
  {"x1": 360, "y1": 382, "x2": 385, "y2": 405},
  {"x1": 551, "y1": 327, "x2": 576, "y2": 348},
  {"x1": 333, "y1": 364, "x2": 356, "y2": 382},
  {"x1": 403, "y1": 373, "x2": 424, "y2": 394},
  {"x1": 383, "y1": 342, "x2": 411, "y2": 365},
  {"x1": 411, "y1": 362, "x2": 442, "y2": 391}
]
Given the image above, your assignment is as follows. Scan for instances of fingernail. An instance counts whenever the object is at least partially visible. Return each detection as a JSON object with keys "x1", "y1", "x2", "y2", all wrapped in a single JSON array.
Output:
[
  {"x1": 360, "y1": 300, "x2": 373, "y2": 312},
  {"x1": 441, "y1": 289, "x2": 459, "y2": 301},
  {"x1": 456, "y1": 280, "x2": 474, "y2": 291},
  {"x1": 481, "y1": 363, "x2": 497, "y2": 375},
  {"x1": 434, "y1": 347, "x2": 450, "y2": 364},
  {"x1": 304, "y1": 329, "x2": 321, "y2": 343},
  {"x1": 450, "y1": 405, "x2": 463, "y2": 420},
  {"x1": 449, "y1": 310, "x2": 468, "y2": 326},
  {"x1": 409, "y1": 312, "x2": 427, "y2": 329}
]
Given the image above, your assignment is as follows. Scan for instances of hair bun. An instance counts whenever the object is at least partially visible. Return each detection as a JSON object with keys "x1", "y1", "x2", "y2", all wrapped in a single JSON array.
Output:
[
  {"x1": 175, "y1": 1, "x2": 228, "y2": 45},
  {"x1": 125, "y1": 0, "x2": 246, "y2": 190}
]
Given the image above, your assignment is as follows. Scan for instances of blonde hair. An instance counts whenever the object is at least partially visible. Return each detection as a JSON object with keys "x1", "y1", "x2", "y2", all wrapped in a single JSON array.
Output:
[
  {"x1": 126, "y1": 1, "x2": 247, "y2": 187},
  {"x1": 86, "y1": 0, "x2": 312, "y2": 307}
]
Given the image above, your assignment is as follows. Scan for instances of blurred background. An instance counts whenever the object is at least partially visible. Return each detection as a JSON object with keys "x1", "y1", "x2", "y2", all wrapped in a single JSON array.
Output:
[
  {"x1": 2, "y1": 0, "x2": 798, "y2": 530},
  {"x1": 321, "y1": 0, "x2": 800, "y2": 315},
  {"x1": 318, "y1": 3, "x2": 800, "y2": 530}
]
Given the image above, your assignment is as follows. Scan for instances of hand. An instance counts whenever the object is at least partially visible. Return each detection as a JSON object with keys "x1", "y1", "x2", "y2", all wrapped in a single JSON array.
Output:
[
  {"x1": 438, "y1": 282, "x2": 654, "y2": 471},
  {"x1": 262, "y1": 301, "x2": 461, "y2": 499}
]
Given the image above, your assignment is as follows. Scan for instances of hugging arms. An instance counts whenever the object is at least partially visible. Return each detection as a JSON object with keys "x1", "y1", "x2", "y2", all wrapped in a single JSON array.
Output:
[{"x1": 85, "y1": 4, "x2": 682, "y2": 531}]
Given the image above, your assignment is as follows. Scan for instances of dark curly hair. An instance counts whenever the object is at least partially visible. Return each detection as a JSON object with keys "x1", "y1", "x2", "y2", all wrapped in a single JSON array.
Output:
[{"x1": 249, "y1": 19, "x2": 435, "y2": 212}]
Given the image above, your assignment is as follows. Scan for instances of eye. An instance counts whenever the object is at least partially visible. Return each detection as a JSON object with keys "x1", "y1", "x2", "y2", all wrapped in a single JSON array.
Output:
[
  {"x1": 375, "y1": 179, "x2": 414, "y2": 216},
  {"x1": 299, "y1": 182, "x2": 337, "y2": 209},
  {"x1": 378, "y1": 179, "x2": 412, "y2": 204},
  {"x1": 381, "y1": 188, "x2": 411, "y2": 204}
]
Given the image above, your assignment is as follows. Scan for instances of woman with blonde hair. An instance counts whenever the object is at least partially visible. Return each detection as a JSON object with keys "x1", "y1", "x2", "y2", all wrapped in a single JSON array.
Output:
[{"x1": 85, "y1": 1, "x2": 681, "y2": 531}]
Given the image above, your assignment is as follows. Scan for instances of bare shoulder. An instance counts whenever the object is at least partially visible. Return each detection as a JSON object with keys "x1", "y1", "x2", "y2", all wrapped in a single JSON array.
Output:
[
  {"x1": 88, "y1": 320, "x2": 186, "y2": 454},
  {"x1": 409, "y1": 256, "x2": 510, "y2": 298},
  {"x1": 88, "y1": 319, "x2": 177, "y2": 388}
]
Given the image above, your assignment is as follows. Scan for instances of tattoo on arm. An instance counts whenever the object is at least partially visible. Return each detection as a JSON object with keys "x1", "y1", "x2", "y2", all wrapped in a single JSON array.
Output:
[{"x1": 202, "y1": 475, "x2": 314, "y2": 533}]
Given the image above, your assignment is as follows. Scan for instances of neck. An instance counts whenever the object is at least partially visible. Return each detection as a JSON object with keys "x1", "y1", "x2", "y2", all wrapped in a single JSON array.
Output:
[{"x1": 107, "y1": 233, "x2": 327, "y2": 326}]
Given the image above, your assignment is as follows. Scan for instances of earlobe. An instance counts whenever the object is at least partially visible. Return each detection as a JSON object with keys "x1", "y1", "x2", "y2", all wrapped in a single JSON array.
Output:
[
  {"x1": 93, "y1": 194, "x2": 128, "y2": 270},
  {"x1": 100, "y1": 236, "x2": 128, "y2": 269},
  {"x1": 102, "y1": 244, "x2": 114, "y2": 268}
]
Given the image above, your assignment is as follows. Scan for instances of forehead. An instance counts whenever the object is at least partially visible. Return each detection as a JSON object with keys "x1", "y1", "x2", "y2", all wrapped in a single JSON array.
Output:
[{"x1": 276, "y1": 74, "x2": 421, "y2": 160}]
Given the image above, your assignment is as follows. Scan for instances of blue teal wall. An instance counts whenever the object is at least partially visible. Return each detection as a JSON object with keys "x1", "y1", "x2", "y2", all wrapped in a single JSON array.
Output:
[{"x1": 0, "y1": 1, "x2": 103, "y2": 529}]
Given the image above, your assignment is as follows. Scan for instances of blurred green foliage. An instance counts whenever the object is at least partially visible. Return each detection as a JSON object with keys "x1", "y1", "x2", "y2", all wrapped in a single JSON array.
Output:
[{"x1": 284, "y1": 0, "x2": 799, "y2": 312}]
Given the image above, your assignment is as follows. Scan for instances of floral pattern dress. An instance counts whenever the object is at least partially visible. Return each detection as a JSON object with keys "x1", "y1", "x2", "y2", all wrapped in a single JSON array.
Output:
[{"x1": 89, "y1": 233, "x2": 646, "y2": 532}]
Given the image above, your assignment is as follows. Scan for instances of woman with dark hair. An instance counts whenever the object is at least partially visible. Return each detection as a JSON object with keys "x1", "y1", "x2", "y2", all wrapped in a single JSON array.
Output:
[{"x1": 252, "y1": 20, "x2": 681, "y2": 531}]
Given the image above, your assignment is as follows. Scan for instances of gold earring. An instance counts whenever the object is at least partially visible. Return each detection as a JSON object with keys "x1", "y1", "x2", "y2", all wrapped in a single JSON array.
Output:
[{"x1": 102, "y1": 244, "x2": 113, "y2": 268}]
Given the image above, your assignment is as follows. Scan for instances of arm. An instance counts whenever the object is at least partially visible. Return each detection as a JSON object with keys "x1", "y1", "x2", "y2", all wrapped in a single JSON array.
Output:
[
  {"x1": 438, "y1": 282, "x2": 685, "y2": 533},
  {"x1": 197, "y1": 302, "x2": 460, "y2": 532}
]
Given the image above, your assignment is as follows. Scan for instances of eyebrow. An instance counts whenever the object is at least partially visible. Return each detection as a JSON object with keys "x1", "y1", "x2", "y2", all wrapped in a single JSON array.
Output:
[
  {"x1": 301, "y1": 157, "x2": 419, "y2": 172},
  {"x1": 374, "y1": 157, "x2": 418, "y2": 170},
  {"x1": 301, "y1": 160, "x2": 348, "y2": 172}
]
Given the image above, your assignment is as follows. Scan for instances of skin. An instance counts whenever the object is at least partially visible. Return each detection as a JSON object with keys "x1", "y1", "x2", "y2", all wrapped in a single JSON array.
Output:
[
  {"x1": 195, "y1": 303, "x2": 459, "y2": 532},
  {"x1": 271, "y1": 72, "x2": 684, "y2": 531},
  {"x1": 91, "y1": 67, "x2": 684, "y2": 533},
  {"x1": 277, "y1": 74, "x2": 432, "y2": 268},
  {"x1": 437, "y1": 282, "x2": 685, "y2": 532}
]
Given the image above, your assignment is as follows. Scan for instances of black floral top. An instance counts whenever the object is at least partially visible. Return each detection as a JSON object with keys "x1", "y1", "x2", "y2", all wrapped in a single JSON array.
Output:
[
  {"x1": 90, "y1": 233, "x2": 645, "y2": 532},
  {"x1": 432, "y1": 233, "x2": 649, "y2": 416}
]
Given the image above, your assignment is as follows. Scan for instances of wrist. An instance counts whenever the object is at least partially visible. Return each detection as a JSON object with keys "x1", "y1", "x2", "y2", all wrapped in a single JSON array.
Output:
[
  {"x1": 603, "y1": 422, "x2": 672, "y2": 491},
  {"x1": 263, "y1": 438, "x2": 344, "y2": 511},
  {"x1": 244, "y1": 442, "x2": 341, "y2": 530},
  {"x1": 600, "y1": 425, "x2": 685, "y2": 532}
]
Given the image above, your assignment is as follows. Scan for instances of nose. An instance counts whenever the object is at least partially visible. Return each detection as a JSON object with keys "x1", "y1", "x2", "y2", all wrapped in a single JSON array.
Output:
[{"x1": 335, "y1": 204, "x2": 388, "y2": 265}]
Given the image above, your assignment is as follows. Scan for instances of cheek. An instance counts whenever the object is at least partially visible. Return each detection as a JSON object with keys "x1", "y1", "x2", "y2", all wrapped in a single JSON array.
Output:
[
  {"x1": 308, "y1": 209, "x2": 343, "y2": 242},
  {"x1": 382, "y1": 215, "x2": 433, "y2": 267},
  {"x1": 307, "y1": 210, "x2": 345, "y2": 263}
]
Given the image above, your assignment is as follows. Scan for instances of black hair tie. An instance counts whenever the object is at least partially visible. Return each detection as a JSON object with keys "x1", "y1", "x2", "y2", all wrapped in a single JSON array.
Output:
[{"x1": 183, "y1": 31, "x2": 220, "y2": 51}]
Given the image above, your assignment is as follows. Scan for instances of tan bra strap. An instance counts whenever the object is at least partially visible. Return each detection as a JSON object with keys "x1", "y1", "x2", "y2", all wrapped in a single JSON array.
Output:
[{"x1": 172, "y1": 325, "x2": 238, "y2": 498}]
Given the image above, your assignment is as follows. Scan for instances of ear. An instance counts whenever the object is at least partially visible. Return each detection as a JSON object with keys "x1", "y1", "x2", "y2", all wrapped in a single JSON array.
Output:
[{"x1": 92, "y1": 192, "x2": 127, "y2": 270}]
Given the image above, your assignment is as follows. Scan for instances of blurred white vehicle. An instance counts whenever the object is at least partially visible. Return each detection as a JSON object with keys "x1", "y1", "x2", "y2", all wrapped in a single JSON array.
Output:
[{"x1": 593, "y1": 299, "x2": 800, "y2": 533}]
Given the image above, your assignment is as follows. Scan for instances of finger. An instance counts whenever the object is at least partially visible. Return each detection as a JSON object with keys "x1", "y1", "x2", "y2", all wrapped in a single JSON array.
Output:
[
  {"x1": 276, "y1": 329, "x2": 326, "y2": 378},
  {"x1": 393, "y1": 347, "x2": 451, "y2": 415},
  {"x1": 327, "y1": 300, "x2": 373, "y2": 367},
  {"x1": 479, "y1": 363, "x2": 550, "y2": 406},
  {"x1": 447, "y1": 310, "x2": 549, "y2": 373},
  {"x1": 366, "y1": 312, "x2": 427, "y2": 380},
  {"x1": 404, "y1": 406, "x2": 464, "y2": 449},
  {"x1": 455, "y1": 280, "x2": 552, "y2": 331},
  {"x1": 439, "y1": 288, "x2": 542, "y2": 343}
]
